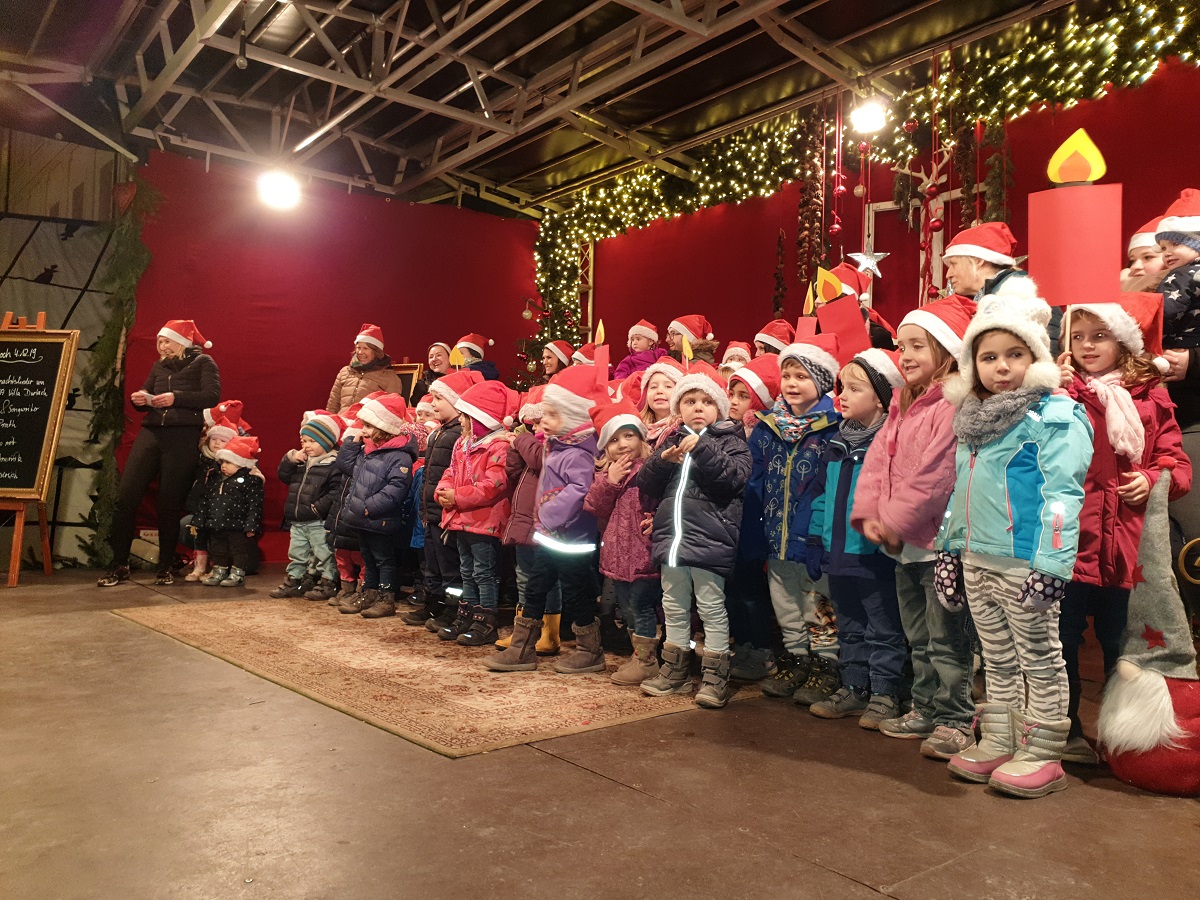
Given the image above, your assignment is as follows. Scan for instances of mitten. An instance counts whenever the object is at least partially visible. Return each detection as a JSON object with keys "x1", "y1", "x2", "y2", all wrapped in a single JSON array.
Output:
[
  {"x1": 934, "y1": 551, "x2": 966, "y2": 612},
  {"x1": 1018, "y1": 571, "x2": 1067, "y2": 612},
  {"x1": 804, "y1": 536, "x2": 825, "y2": 582}
]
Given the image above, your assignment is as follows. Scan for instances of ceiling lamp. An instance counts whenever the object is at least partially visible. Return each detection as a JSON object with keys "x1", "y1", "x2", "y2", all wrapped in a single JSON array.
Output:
[
  {"x1": 850, "y1": 97, "x2": 888, "y2": 135},
  {"x1": 257, "y1": 170, "x2": 300, "y2": 209}
]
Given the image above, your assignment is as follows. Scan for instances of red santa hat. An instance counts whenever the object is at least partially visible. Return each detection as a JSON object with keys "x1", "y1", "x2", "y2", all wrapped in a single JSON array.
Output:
[
  {"x1": 941, "y1": 221, "x2": 1018, "y2": 267},
  {"x1": 670, "y1": 361, "x2": 730, "y2": 419},
  {"x1": 780, "y1": 334, "x2": 842, "y2": 396},
  {"x1": 728, "y1": 353, "x2": 781, "y2": 411},
  {"x1": 628, "y1": 319, "x2": 658, "y2": 346},
  {"x1": 722, "y1": 341, "x2": 753, "y2": 367},
  {"x1": 416, "y1": 394, "x2": 436, "y2": 415},
  {"x1": 1156, "y1": 189, "x2": 1200, "y2": 250},
  {"x1": 1128, "y1": 216, "x2": 1163, "y2": 253},
  {"x1": 204, "y1": 400, "x2": 250, "y2": 434},
  {"x1": 546, "y1": 339, "x2": 574, "y2": 367},
  {"x1": 205, "y1": 416, "x2": 238, "y2": 443},
  {"x1": 358, "y1": 393, "x2": 409, "y2": 436},
  {"x1": 898, "y1": 294, "x2": 977, "y2": 358},
  {"x1": 850, "y1": 348, "x2": 905, "y2": 409},
  {"x1": 428, "y1": 368, "x2": 484, "y2": 406},
  {"x1": 216, "y1": 435, "x2": 260, "y2": 469},
  {"x1": 354, "y1": 323, "x2": 385, "y2": 351},
  {"x1": 519, "y1": 384, "x2": 547, "y2": 423},
  {"x1": 456, "y1": 333, "x2": 494, "y2": 358},
  {"x1": 455, "y1": 380, "x2": 516, "y2": 432},
  {"x1": 1068, "y1": 293, "x2": 1168, "y2": 371},
  {"x1": 754, "y1": 318, "x2": 795, "y2": 354},
  {"x1": 544, "y1": 365, "x2": 607, "y2": 432},
  {"x1": 669, "y1": 314, "x2": 714, "y2": 343},
  {"x1": 615, "y1": 370, "x2": 644, "y2": 407},
  {"x1": 591, "y1": 398, "x2": 647, "y2": 448},
  {"x1": 159, "y1": 319, "x2": 211, "y2": 350},
  {"x1": 638, "y1": 356, "x2": 687, "y2": 410},
  {"x1": 572, "y1": 343, "x2": 596, "y2": 365},
  {"x1": 831, "y1": 263, "x2": 872, "y2": 301}
]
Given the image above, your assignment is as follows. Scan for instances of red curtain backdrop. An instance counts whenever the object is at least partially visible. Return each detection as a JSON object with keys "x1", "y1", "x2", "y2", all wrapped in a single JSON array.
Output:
[{"x1": 126, "y1": 151, "x2": 538, "y2": 530}]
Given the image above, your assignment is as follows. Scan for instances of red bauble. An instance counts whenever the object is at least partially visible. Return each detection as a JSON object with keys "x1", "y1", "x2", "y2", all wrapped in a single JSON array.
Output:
[
  {"x1": 903, "y1": 119, "x2": 919, "y2": 134},
  {"x1": 927, "y1": 285, "x2": 941, "y2": 300},
  {"x1": 928, "y1": 217, "x2": 945, "y2": 233},
  {"x1": 113, "y1": 181, "x2": 137, "y2": 214},
  {"x1": 919, "y1": 240, "x2": 930, "y2": 251},
  {"x1": 857, "y1": 141, "x2": 870, "y2": 155},
  {"x1": 924, "y1": 184, "x2": 939, "y2": 199},
  {"x1": 833, "y1": 184, "x2": 847, "y2": 197},
  {"x1": 828, "y1": 223, "x2": 842, "y2": 237}
]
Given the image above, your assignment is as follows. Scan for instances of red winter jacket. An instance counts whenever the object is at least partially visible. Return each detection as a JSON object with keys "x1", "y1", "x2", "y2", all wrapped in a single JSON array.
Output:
[
  {"x1": 585, "y1": 457, "x2": 659, "y2": 583},
  {"x1": 437, "y1": 431, "x2": 512, "y2": 538},
  {"x1": 1066, "y1": 372, "x2": 1192, "y2": 589}
]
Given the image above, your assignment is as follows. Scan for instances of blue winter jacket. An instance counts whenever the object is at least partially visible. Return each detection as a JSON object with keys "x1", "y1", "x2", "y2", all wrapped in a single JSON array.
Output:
[
  {"x1": 408, "y1": 466, "x2": 426, "y2": 549},
  {"x1": 809, "y1": 431, "x2": 894, "y2": 579},
  {"x1": 747, "y1": 395, "x2": 840, "y2": 564},
  {"x1": 336, "y1": 434, "x2": 417, "y2": 534},
  {"x1": 939, "y1": 392, "x2": 1093, "y2": 581}
]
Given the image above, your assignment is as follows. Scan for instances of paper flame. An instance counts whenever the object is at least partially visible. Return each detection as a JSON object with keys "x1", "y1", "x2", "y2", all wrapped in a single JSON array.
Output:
[{"x1": 1047, "y1": 128, "x2": 1106, "y2": 184}]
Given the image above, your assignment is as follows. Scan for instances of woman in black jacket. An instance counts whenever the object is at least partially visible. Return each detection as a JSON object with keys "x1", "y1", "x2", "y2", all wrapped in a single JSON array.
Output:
[{"x1": 99, "y1": 320, "x2": 221, "y2": 586}]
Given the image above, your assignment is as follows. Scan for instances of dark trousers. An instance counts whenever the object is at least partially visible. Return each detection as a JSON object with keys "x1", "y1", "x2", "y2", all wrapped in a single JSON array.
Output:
[
  {"x1": 456, "y1": 532, "x2": 500, "y2": 609},
  {"x1": 523, "y1": 543, "x2": 599, "y2": 628},
  {"x1": 424, "y1": 521, "x2": 461, "y2": 602},
  {"x1": 829, "y1": 568, "x2": 907, "y2": 697},
  {"x1": 613, "y1": 578, "x2": 662, "y2": 638},
  {"x1": 109, "y1": 425, "x2": 201, "y2": 568},
  {"x1": 208, "y1": 531, "x2": 253, "y2": 569},
  {"x1": 1059, "y1": 581, "x2": 1129, "y2": 737},
  {"x1": 724, "y1": 556, "x2": 776, "y2": 650},
  {"x1": 358, "y1": 530, "x2": 398, "y2": 591}
]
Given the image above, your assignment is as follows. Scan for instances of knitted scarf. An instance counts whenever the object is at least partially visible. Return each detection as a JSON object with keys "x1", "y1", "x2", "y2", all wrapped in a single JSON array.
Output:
[
  {"x1": 1084, "y1": 372, "x2": 1145, "y2": 460},
  {"x1": 839, "y1": 415, "x2": 886, "y2": 450},
  {"x1": 350, "y1": 353, "x2": 393, "y2": 373},
  {"x1": 769, "y1": 396, "x2": 836, "y2": 444},
  {"x1": 646, "y1": 414, "x2": 680, "y2": 447},
  {"x1": 953, "y1": 387, "x2": 1045, "y2": 447}
]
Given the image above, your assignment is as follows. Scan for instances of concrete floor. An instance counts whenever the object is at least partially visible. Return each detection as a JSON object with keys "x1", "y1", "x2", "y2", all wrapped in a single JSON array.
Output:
[{"x1": 2, "y1": 569, "x2": 1198, "y2": 900}]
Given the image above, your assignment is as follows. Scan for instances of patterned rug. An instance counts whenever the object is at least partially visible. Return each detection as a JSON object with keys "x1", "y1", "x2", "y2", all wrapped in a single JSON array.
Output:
[{"x1": 112, "y1": 600, "x2": 750, "y2": 757}]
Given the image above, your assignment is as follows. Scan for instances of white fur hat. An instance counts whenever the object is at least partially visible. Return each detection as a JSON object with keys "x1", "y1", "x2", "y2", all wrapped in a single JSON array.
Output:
[{"x1": 669, "y1": 362, "x2": 730, "y2": 420}]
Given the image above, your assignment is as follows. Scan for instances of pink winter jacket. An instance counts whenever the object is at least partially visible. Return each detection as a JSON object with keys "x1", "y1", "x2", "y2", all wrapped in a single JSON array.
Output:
[
  {"x1": 850, "y1": 381, "x2": 958, "y2": 551},
  {"x1": 437, "y1": 431, "x2": 512, "y2": 538},
  {"x1": 584, "y1": 458, "x2": 659, "y2": 583}
]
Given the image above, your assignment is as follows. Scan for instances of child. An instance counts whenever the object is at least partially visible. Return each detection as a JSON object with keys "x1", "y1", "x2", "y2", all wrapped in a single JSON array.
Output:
[
  {"x1": 638, "y1": 363, "x2": 752, "y2": 708},
  {"x1": 455, "y1": 332, "x2": 502, "y2": 381},
  {"x1": 639, "y1": 357, "x2": 686, "y2": 445},
  {"x1": 325, "y1": 397, "x2": 371, "y2": 606},
  {"x1": 484, "y1": 367, "x2": 603, "y2": 674},
  {"x1": 434, "y1": 381, "x2": 516, "y2": 647},
  {"x1": 937, "y1": 282, "x2": 1094, "y2": 798},
  {"x1": 269, "y1": 412, "x2": 344, "y2": 600},
  {"x1": 851, "y1": 294, "x2": 978, "y2": 760},
  {"x1": 807, "y1": 350, "x2": 908, "y2": 729},
  {"x1": 197, "y1": 435, "x2": 264, "y2": 587},
  {"x1": 666, "y1": 315, "x2": 718, "y2": 364},
  {"x1": 1156, "y1": 190, "x2": 1200, "y2": 349},
  {"x1": 336, "y1": 393, "x2": 418, "y2": 618},
  {"x1": 747, "y1": 336, "x2": 842, "y2": 704},
  {"x1": 720, "y1": 341, "x2": 753, "y2": 378},
  {"x1": 414, "y1": 394, "x2": 438, "y2": 429},
  {"x1": 613, "y1": 319, "x2": 667, "y2": 379},
  {"x1": 1055, "y1": 298, "x2": 1191, "y2": 764},
  {"x1": 754, "y1": 319, "x2": 794, "y2": 357},
  {"x1": 183, "y1": 416, "x2": 236, "y2": 582},
  {"x1": 585, "y1": 399, "x2": 661, "y2": 685},
  {"x1": 1122, "y1": 216, "x2": 1166, "y2": 291},
  {"x1": 727, "y1": 353, "x2": 780, "y2": 438}
]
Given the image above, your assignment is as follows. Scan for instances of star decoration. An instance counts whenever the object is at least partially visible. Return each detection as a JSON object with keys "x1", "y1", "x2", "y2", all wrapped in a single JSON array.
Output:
[
  {"x1": 1142, "y1": 624, "x2": 1166, "y2": 649},
  {"x1": 1131, "y1": 564, "x2": 1146, "y2": 586},
  {"x1": 848, "y1": 249, "x2": 889, "y2": 278}
]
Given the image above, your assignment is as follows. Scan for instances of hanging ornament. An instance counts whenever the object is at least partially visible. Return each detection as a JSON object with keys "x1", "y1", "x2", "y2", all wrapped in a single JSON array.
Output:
[
  {"x1": 857, "y1": 141, "x2": 871, "y2": 155},
  {"x1": 833, "y1": 183, "x2": 847, "y2": 197},
  {"x1": 929, "y1": 217, "x2": 945, "y2": 233},
  {"x1": 828, "y1": 222, "x2": 842, "y2": 237},
  {"x1": 848, "y1": 249, "x2": 890, "y2": 278},
  {"x1": 927, "y1": 285, "x2": 941, "y2": 300},
  {"x1": 853, "y1": 184, "x2": 865, "y2": 198},
  {"x1": 924, "y1": 183, "x2": 940, "y2": 199},
  {"x1": 903, "y1": 119, "x2": 919, "y2": 134},
  {"x1": 522, "y1": 308, "x2": 533, "y2": 320},
  {"x1": 113, "y1": 181, "x2": 137, "y2": 215},
  {"x1": 526, "y1": 360, "x2": 538, "y2": 373}
]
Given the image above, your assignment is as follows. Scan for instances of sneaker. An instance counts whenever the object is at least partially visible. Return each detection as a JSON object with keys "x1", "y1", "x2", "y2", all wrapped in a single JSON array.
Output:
[
  {"x1": 729, "y1": 644, "x2": 774, "y2": 681},
  {"x1": 97, "y1": 566, "x2": 130, "y2": 587},
  {"x1": 858, "y1": 694, "x2": 901, "y2": 731},
  {"x1": 810, "y1": 686, "x2": 869, "y2": 719},
  {"x1": 920, "y1": 725, "x2": 976, "y2": 760},
  {"x1": 154, "y1": 570, "x2": 174, "y2": 586},
  {"x1": 1061, "y1": 734, "x2": 1100, "y2": 766},
  {"x1": 879, "y1": 708, "x2": 936, "y2": 740},
  {"x1": 791, "y1": 655, "x2": 842, "y2": 707},
  {"x1": 761, "y1": 652, "x2": 811, "y2": 698}
]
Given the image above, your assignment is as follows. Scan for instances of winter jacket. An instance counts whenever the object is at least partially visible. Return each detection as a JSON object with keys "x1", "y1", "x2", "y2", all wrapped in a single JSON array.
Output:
[
  {"x1": 325, "y1": 465, "x2": 359, "y2": 551},
  {"x1": 337, "y1": 434, "x2": 417, "y2": 534},
  {"x1": 193, "y1": 467, "x2": 264, "y2": 535},
  {"x1": 1160, "y1": 260, "x2": 1200, "y2": 350},
  {"x1": 638, "y1": 419, "x2": 752, "y2": 579},
  {"x1": 1166, "y1": 351, "x2": 1200, "y2": 433},
  {"x1": 408, "y1": 465, "x2": 426, "y2": 549},
  {"x1": 502, "y1": 430, "x2": 545, "y2": 546},
  {"x1": 533, "y1": 427, "x2": 599, "y2": 550},
  {"x1": 132, "y1": 350, "x2": 221, "y2": 428},
  {"x1": 613, "y1": 347, "x2": 668, "y2": 380},
  {"x1": 1065, "y1": 372, "x2": 1192, "y2": 589},
  {"x1": 851, "y1": 382, "x2": 958, "y2": 551},
  {"x1": 422, "y1": 419, "x2": 462, "y2": 525},
  {"x1": 810, "y1": 431, "x2": 893, "y2": 578},
  {"x1": 437, "y1": 430, "x2": 512, "y2": 537},
  {"x1": 185, "y1": 453, "x2": 221, "y2": 514},
  {"x1": 466, "y1": 359, "x2": 502, "y2": 381},
  {"x1": 326, "y1": 356, "x2": 404, "y2": 414},
  {"x1": 409, "y1": 371, "x2": 443, "y2": 407},
  {"x1": 278, "y1": 451, "x2": 343, "y2": 526},
  {"x1": 585, "y1": 458, "x2": 658, "y2": 582},
  {"x1": 940, "y1": 392, "x2": 1094, "y2": 581},
  {"x1": 747, "y1": 395, "x2": 840, "y2": 564}
]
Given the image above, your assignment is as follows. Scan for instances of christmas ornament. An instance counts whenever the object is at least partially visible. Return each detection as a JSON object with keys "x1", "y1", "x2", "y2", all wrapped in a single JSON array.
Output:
[
  {"x1": 848, "y1": 249, "x2": 890, "y2": 279},
  {"x1": 857, "y1": 141, "x2": 871, "y2": 155},
  {"x1": 925, "y1": 183, "x2": 940, "y2": 199},
  {"x1": 833, "y1": 183, "x2": 847, "y2": 197},
  {"x1": 527, "y1": 360, "x2": 538, "y2": 373},
  {"x1": 522, "y1": 308, "x2": 533, "y2": 320},
  {"x1": 113, "y1": 181, "x2": 137, "y2": 215},
  {"x1": 903, "y1": 119, "x2": 918, "y2": 134},
  {"x1": 828, "y1": 222, "x2": 842, "y2": 237},
  {"x1": 929, "y1": 217, "x2": 945, "y2": 233},
  {"x1": 927, "y1": 285, "x2": 941, "y2": 300},
  {"x1": 853, "y1": 184, "x2": 865, "y2": 198}
]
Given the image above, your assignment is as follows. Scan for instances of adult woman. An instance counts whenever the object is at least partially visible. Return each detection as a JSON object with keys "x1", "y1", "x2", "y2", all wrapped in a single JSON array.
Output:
[
  {"x1": 327, "y1": 323, "x2": 404, "y2": 414},
  {"x1": 542, "y1": 340, "x2": 573, "y2": 381},
  {"x1": 99, "y1": 320, "x2": 221, "y2": 586},
  {"x1": 410, "y1": 341, "x2": 451, "y2": 406}
]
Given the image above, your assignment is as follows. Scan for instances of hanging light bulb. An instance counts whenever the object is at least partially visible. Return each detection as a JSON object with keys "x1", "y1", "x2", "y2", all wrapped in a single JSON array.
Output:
[
  {"x1": 850, "y1": 98, "x2": 888, "y2": 135},
  {"x1": 257, "y1": 170, "x2": 300, "y2": 209}
]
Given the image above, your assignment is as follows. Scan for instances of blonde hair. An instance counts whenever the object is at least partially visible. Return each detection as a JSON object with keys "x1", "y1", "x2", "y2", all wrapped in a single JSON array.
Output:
[
  {"x1": 898, "y1": 327, "x2": 956, "y2": 414},
  {"x1": 595, "y1": 426, "x2": 650, "y2": 471},
  {"x1": 838, "y1": 361, "x2": 871, "y2": 386},
  {"x1": 1070, "y1": 309, "x2": 1163, "y2": 387}
]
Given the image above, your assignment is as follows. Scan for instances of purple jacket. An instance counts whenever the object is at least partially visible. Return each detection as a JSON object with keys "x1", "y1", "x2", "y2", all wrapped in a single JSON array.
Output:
[
  {"x1": 585, "y1": 458, "x2": 658, "y2": 582},
  {"x1": 613, "y1": 347, "x2": 668, "y2": 381},
  {"x1": 533, "y1": 427, "x2": 599, "y2": 548}
]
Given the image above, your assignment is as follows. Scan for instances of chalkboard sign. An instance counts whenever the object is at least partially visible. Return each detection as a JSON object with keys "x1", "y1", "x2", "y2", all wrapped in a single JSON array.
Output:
[{"x1": 0, "y1": 329, "x2": 78, "y2": 501}]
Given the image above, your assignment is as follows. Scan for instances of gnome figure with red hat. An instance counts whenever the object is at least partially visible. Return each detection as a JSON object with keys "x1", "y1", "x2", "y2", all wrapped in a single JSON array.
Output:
[
  {"x1": 326, "y1": 323, "x2": 405, "y2": 414},
  {"x1": 193, "y1": 435, "x2": 264, "y2": 588}
]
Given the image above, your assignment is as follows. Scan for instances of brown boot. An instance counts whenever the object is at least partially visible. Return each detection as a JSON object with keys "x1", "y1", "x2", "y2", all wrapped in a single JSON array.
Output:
[
  {"x1": 611, "y1": 633, "x2": 661, "y2": 686},
  {"x1": 360, "y1": 590, "x2": 397, "y2": 618},
  {"x1": 494, "y1": 605, "x2": 523, "y2": 650},
  {"x1": 339, "y1": 588, "x2": 375, "y2": 614},
  {"x1": 483, "y1": 616, "x2": 542, "y2": 672},
  {"x1": 535, "y1": 612, "x2": 562, "y2": 655},
  {"x1": 553, "y1": 619, "x2": 607, "y2": 675},
  {"x1": 695, "y1": 650, "x2": 733, "y2": 709}
]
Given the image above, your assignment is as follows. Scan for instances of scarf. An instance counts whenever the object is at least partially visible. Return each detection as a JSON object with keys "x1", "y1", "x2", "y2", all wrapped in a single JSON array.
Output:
[
  {"x1": 646, "y1": 414, "x2": 680, "y2": 447},
  {"x1": 839, "y1": 415, "x2": 886, "y2": 450},
  {"x1": 1084, "y1": 372, "x2": 1145, "y2": 460},
  {"x1": 350, "y1": 353, "x2": 392, "y2": 373},
  {"x1": 769, "y1": 396, "x2": 834, "y2": 444},
  {"x1": 953, "y1": 387, "x2": 1045, "y2": 447}
]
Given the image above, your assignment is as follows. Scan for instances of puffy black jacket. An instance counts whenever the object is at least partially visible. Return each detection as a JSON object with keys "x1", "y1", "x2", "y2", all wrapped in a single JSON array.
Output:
[
  {"x1": 193, "y1": 468, "x2": 264, "y2": 534},
  {"x1": 133, "y1": 350, "x2": 221, "y2": 428},
  {"x1": 278, "y1": 452, "x2": 343, "y2": 526},
  {"x1": 421, "y1": 419, "x2": 462, "y2": 525},
  {"x1": 409, "y1": 371, "x2": 444, "y2": 407},
  {"x1": 638, "y1": 419, "x2": 752, "y2": 579},
  {"x1": 336, "y1": 435, "x2": 416, "y2": 534},
  {"x1": 185, "y1": 454, "x2": 220, "y2": 514},
  {"x1": 325, "y1": 468, "x2": 360, "y2": 551}
]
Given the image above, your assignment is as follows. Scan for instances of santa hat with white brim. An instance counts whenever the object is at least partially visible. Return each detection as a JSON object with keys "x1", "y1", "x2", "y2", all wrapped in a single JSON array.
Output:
[
  {"x1": 358, "y1": 394, "x2": 409, "y2": 435},
  {"x1": 941, "y1": 221, "x2": 1018, "y2": 267}
]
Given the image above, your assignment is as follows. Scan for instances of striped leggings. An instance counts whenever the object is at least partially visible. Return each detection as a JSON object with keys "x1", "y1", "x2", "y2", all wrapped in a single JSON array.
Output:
[{"x1": 963, "y1": 563, "x2": 1069, "y2": 721}]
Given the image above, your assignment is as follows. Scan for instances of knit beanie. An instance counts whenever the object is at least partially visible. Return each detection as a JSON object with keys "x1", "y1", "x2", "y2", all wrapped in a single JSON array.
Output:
[
  {"x1": 1156, "y1": 189, "x2": 1200, "y2": 253},
  {"x1": 728, "y1": 353, "x2": 780, "y2": 412},
  {"x1": 779, "y1": 334, "x2": 840, "y2": 396},
  {"x1": 670, "y1": 361, "x2": 730, "y2": 419},
  {"x1": 544, "y1": 366, "x2": 604, "y2": 432},
  {"x1": 300, "y1": 412, "x2": 344, "y2": 453},
  {"x1": 850, "y1": 348, "x2": 905, "y2": 409}
]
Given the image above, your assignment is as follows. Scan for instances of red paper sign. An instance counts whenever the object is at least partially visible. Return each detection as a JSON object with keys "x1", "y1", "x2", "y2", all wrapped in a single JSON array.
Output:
[
  {"x1": 1027, "y1": 183, "x2": 1122, "y2": 307},
  {"x1": 816, "y1": 295, "x2": 871, "y2": 364},
  {"x1": 794, "y1": 316, "x2": 818, "y2": 339}
]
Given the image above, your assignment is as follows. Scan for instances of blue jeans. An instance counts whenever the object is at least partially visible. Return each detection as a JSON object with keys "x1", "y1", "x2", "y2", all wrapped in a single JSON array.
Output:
[
  {"x1": 724, "y1": 556, "x2": 775, "y2": 650},
  {"x1": 1060, "y1": 581, "x2": 1129, "y2": 736},
  {"x1": 613, "y1": 578, "x2": 662, "y2": 639},
  {"x1": 358, "y1": 530, "x2": 397, "y2": 591},
  {"x1": 286, "y1": 520, "x2": 335, "y2": 581},
  {"x1": 456, "y1": 532, "x2": 500, "y2": 609},
  {"x1": 514, "y1": 543, "x2": 561, "y2": 614},
  {"x1": 829, "y1": 568, "x2": 906, "y2": 697}
]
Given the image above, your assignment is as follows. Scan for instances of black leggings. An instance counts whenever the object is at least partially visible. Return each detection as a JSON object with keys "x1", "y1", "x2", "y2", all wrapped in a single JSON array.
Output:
[
  {"x1": 109, "y1": 425, "x2": 201, "y2": 568},
  {"x1": 209, "y1": 531, "x2": 254, "y2": 570}
]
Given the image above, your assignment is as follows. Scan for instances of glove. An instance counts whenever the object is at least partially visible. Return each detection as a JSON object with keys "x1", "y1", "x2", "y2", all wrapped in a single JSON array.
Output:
[
  {"x1": 934, "y1": 551, "x2": 966, "y2": 612},
  {"x1": 1019, "y1": 570, "x2": 1067, "y2": 612},
  {"x1": 804, "y1": 536, "x2": 825, "y2": 582}
]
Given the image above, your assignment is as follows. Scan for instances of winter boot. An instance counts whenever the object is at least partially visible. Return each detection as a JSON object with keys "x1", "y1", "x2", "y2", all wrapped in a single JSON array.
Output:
[
  {"x1": 536, "y1": 613, "x2": 562, "y2": 655},
  {"x1": 269, "y1": 576, "x2": 306, "y2": 599},
  {"x1": 427, "y1": 597, "x2": 460, "y2": 633},
  {"x1": 729, "y1": 644, "x2": 774, "y2": 682},
  {"x1": 987, "y1": 715, "x2": 1071, "y2": 798},
  {"x1": 457, "y1": 607, "x2": 499, "y2": 647},
  {"x1": 201, "y1": 566, "x2": 230, "y2": 586},
  {"x1": 640, "y1": 643, "x2": 695, "y2": 696},
  {"x1": 611, "y1": 633, "x2": 661, "y2": 686},
  {"x1": 598, "y1": 611, "x2": 633, "y2": 655},
  {"x1": 695, "y1": 650, "x2": 733, "y2": 709},
  {"x1": 219, "y1": 566, "x2": 246, "y2": 587},
  {"x1": 438, "y1": 601, "x2": 472, "y2": 641},
  {"x1": 185, "y1": 552, "x2": 209, "y2": 582},
  {"x1": 494, "y1": 605, "x2": 523, "y2": 650},
  {"x1": 810, "y1": 686, "x2": 870, "y2": 719},
  {"x1": 361, "y1": 590, "x2": 397, "y2": 618},
  {"x1": 948, "y1": 703, "x2": 1015, "y2": 784},
  {"x1": 761, "y1": 651, "x2": 812, "y2": 698},
  {"x1": 791, "y1": 654, "x2": 842, "y2": 707},
  {"x1": 554, "y1": 619, "x2": 607, "y2": 674},
  {"x1": 340, "y1": 588, "x2": 376, "y2": 614},
  {"x1": 483, "y1": 616, "x2": 542, "y2": 672},
  {"x1": 304, "y1": 577, "x2": 339, "y2": 602},
  {"x1": 329, "y1": 578, "x2": 357, "y2": 606},
  {"x1": 400, "y1": 595, "x2": 440, "y2": 625}
]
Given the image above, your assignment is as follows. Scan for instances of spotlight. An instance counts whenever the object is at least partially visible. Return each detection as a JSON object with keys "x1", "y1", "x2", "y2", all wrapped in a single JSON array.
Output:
[
  {"x1": 257, "y1": 170, "x2": 300, "y2": 209},
  {"x1": 235, "y1": 54, "x2": 248, "y2": 70},
  {"x1": 850, "y1": 98, "x2": 888, "y2": 135}
]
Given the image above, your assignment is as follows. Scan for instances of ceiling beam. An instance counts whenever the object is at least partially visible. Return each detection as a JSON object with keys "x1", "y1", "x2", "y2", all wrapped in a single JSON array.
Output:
[
  {"x1": 611, "y1": 0, "x2": 707, "y2": 36},
  {"x1": 562, "y1": 111, "x2": 692, "y2": 180},
  {"x1": 16, "y1": 83, "x2": 139, "y2": 162}
]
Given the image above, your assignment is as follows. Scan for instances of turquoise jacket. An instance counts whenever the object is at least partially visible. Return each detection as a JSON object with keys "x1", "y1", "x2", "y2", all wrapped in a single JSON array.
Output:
[
  {"x1": 939, "y1": 392, "x2": 1093, "y2": 581},
  {"x1": 809, "y1": 432, "x2": 891, "y2": 577}
]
